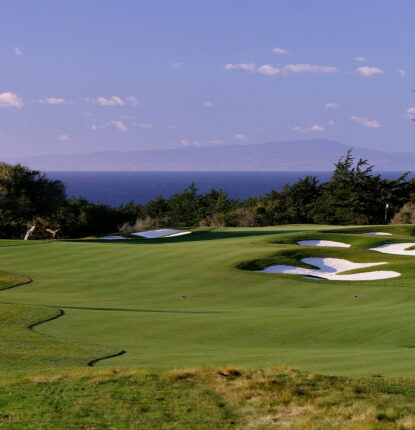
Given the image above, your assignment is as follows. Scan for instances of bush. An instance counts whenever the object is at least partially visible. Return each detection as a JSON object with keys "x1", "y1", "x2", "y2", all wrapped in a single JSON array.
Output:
[{"x1": 391, "y1": 202, "x2": 415, "y2": 224}]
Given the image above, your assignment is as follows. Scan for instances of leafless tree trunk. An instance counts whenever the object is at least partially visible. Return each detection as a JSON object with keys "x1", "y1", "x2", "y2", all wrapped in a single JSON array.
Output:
[
  {"x1": 45, "y1": 228, "x2": 60, "y2": 239},
  {"x1": 24, "y1": 225, "x2": 36, "y2": 240}
]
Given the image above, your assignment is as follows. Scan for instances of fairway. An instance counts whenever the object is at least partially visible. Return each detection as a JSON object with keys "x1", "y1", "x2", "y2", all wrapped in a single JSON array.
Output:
[{"x1": 2, "y1": 225, "x2": 415, "y2": 375}]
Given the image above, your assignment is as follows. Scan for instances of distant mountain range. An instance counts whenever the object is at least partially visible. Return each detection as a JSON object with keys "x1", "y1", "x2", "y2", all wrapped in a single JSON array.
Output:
[{"x1": 5, "y1": 139, "x2": 414, "y2": 171}]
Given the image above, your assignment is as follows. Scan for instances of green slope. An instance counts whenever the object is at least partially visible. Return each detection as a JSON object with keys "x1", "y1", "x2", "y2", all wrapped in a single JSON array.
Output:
[{"x1": 1, "y1": 225, "x2": 415, "y2": 374}]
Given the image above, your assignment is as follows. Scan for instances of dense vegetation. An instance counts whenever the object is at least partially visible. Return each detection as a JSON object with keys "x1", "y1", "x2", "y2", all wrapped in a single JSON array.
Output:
[{"x1": 1, "y1": 150, "x2": 414, "y2": 239}]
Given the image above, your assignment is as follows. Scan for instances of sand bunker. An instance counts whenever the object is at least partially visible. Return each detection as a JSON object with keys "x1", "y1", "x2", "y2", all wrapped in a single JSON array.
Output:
[
  {"x1": 165, "y1": 231, "x2": 192, "y2": 237},
  {"x1": 362, "y1": 232, "x2": 392, "y2": 236},
  {"x1": 100, "y1": 235, "x2": 128, "y2": 240},
  {"x1": 297, "y1": 240, "x2": 351, "y2": 248},
  {"x1": 370, "y1": 243, "x2": 415, "y2": 256},
  {"x1": 132, "y1": 229, "x2": 191, "y2": 239},
  {"x1": 256, "y1": 257, "x2": 400, "y2": 281}
]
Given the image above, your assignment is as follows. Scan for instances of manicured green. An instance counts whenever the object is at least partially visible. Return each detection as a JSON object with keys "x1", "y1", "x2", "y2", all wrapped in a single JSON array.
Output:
[{"x1": 2, "y1": 225, "x2": 415, "y2": 375}]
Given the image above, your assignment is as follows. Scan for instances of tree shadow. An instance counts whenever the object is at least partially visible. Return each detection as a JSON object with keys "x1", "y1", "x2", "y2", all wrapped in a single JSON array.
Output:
[{"x1": 61, "y1": 229, "x2": 307, "y2": 244}]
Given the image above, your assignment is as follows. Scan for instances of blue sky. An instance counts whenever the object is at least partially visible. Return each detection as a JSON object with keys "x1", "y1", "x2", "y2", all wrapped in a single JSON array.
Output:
[{"x1": 1, "y1": 0, "x2": 414, "y2": 157}]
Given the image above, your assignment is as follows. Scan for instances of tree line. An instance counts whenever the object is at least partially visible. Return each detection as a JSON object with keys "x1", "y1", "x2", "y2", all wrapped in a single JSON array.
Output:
[{"x1": 1, "y1": 150, "x2": 415, "y2": 239}]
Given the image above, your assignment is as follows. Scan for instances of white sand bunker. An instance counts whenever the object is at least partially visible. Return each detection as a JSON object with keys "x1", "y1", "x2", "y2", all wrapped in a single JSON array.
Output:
[
  {"x1": 131, "y1": 229, "x2": 191, "y2": 239},
  {"x1": 362, "y1": 232, "x2": 392, "y2": 236},
  {"x1": 370, "y1": 242, "x2": 415, "y2": 256},
  {"x1": 298, "y1": 240, "x2": 351, "y2": 248},
  {"x1": 257, "y1": 257, "x2": 400, "y2": 281},
  {"x1": 100, "y1": 235, "x2": 129, "y2": 240}
]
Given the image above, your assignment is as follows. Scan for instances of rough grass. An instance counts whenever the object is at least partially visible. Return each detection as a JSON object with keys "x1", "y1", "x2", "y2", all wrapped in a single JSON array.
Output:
[{"x1": 1, "y1": 367, "x2": 415, "y2": 429}]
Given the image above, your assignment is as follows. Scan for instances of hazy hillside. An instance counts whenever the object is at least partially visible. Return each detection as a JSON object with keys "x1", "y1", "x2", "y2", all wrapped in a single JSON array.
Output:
[{"x1": 5, "y1": 139, "x2": 413, "y2": 171}]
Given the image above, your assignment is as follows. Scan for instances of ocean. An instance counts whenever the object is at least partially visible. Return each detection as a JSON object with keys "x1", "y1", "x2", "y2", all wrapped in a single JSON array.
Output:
[{"x1": 45, "y1": 171, "x2": 408, "y2": 207}]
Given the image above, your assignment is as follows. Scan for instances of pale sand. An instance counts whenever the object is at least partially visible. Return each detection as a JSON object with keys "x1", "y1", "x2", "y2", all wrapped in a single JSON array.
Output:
[
  {"x1": 297, "y1": 240, "x2": 351, "y2": 248},
  {"x1": 165, "y1": 231, "x2": 192, "y2": 237},
  {"x1": 370, "y1": 242, "x2": 415, "y2": 256},
  {"x1": 362, "y1": 232, "x2": 392, "y2": 235},
  {"x1": 131, "y1": 229, "x2": 190, "y2": 239},
  {"x1": 257, "y1": 257, "x2": 400, "y2": 281},
  {"x1": 100, "y1": 235, "x2": 129, "y2": 240}
]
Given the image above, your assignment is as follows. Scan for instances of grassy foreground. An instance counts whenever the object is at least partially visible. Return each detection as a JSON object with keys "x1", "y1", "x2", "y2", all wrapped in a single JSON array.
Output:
[{"x1": 2, "y1": 366, "x2": 415, "y2": 429}]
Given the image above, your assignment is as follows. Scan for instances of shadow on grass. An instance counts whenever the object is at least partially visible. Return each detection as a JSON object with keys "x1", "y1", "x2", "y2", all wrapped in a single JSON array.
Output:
[
  {"x1": 62, "y1": 229, "x2": 308, "y2": 245},
  {"x1": 0, "y1": 301, "x2": 226, "y2": 314}
]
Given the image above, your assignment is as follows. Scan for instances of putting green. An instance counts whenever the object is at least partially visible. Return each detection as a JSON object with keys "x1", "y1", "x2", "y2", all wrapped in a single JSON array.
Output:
[{"x1": 2, "y1": 225, "x2": 415, "y2": 375}]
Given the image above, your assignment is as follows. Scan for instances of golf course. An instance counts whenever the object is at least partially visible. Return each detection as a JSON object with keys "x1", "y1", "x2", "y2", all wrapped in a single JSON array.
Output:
[
  {"x1": 2, "y1": 224, "x2": 415, "y2": 375},
  {"x1": 3, "y1": 225, "x2": 415, "y2": 427}
]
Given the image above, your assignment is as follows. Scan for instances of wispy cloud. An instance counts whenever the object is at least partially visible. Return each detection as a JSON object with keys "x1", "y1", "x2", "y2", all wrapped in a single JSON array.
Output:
[
  {"x1": 172, "y1": 61, "x2": 184, "y2": 69},
  {"x1": 234, "y1": 133, "x2": 247, "y2": 140},
  {"x1": 95, "y1": 96, "x2": 125, "y2": 106},
  {"x1": 13, "y1": 47, "x2": 23, "y2": 55},
  {"x1": 180, "y1": 139, "x2": 201, "y2": 147},
  {"x1": 224, "y1": 63, "x2": 257, "y2": 72},
  {"x1": 92, "y1": 96, "x2": 139, "y2": 106},
  {"x1": 272, "y1": 46, "x2": 288, "y2": 54},
  {"x1": 127, "y1": 96, "x2": 139, "y2": 106},
  {"x1": 110, "y1": 120, "x2": 128, "y2": 132},
  {"x1": 59, "y1": 134, "x2": 70, "y2": 141},
  {"x1": 351, "y1": 115, "x2": 382, "y2": 128},
  {"x1": 38, "y1": 97, "x2": 67, "y2": 105},
  {"x1": 324, "y1": 103, "x2": 338, "y2": 109},
  {"x1": 356, "y1": 66, "x2": 384, "y2": 76},
  {"x1": 203, "y1": 100, "x2": 215, "y2": 108},
  {"x1": 399, "y1": 69, "x2": 406, "y2": 77},
  {"x1": 293, "y1": 124, "x2": 325, "y2": 133},
  {"x1": 138, "y1": 123, "x2": 152, "y2": 129},
  {"x1": 0, "y1": 92, "x2": 24, "y2": 108},
  {"x1": 225, "y1": 63, "x2": 339, "y2": 76},
  {"x1": 406, "y1": 107, "x2": 415, "y2": 119},
  {"x1": 353, "y1": 57, "x2": 366, "y2": 62}
]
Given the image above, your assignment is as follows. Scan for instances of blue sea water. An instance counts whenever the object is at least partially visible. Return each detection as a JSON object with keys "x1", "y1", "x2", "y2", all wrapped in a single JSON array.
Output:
[{"x1": 45, "y1": 171, "x2": 407, "y2": 207}]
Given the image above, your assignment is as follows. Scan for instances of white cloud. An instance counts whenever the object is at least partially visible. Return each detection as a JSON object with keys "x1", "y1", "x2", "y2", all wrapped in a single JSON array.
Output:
[
  {"x1": 203, "y1": 100, "x2": 215, "y2": 108},
  {"x1": 406, "y1": 107, "x2": 415, "y2": 119},
  {"x1": 95, "y1": 96, "x2": 125, "y2": 106},
  {"x1": 0, "y1": 92, "x2": 24, "y2": 108},
  {"x1": 353, "y1": 57, "x2": 366, "y2": 62},
  {"x1": 13, "y1": 47, "x2": 23, "y2": 55},
  {"x1": 127, "y1": 96, "x2": 139, "y2": 106},
  {"x1": 224, "y1": 63, "x2": 257, "y2": 72},
  {"x1": 59, "y1": 134, "x2": 70, "y2": 141},
  {"x1": 328, "y1": 120, "x2": 335, "y2": 126},
  {"x1": 284, "y1": 64, "x2": 338, "y2": 74},
  {"x1": 257, "y1": 64, "x2": 281, "y2": 75},
  {"x1": 38, "y1": 97, "x2": 66, "y2": 105},
  {"x1": 172, "y1": 61, "x2": 184, "y2": 69},
  {"x1": 110, "y1": 120, "x2": 128, "y2": 132},
  {"x1": 399, "y1": 69, "x2": 406, "y2": 77},
  {"x1": 324, "y1": 103, "x2": 338, "y2": 109},
  {"x1": 225, "y1": 63, "x2": 339, "y2": 76},
  {"x1": 234, "y1": 133, "x2": 247, "y2": 140},
  {"x1": 293, "y1": 124, "x2": 325, "y2": 133},
  {"x1": 93, "y1": 96, "x2": 138, "y2": 106},
  {"x1": 351, "y1": 115, "x2": 382, "y2": 128},
  {"x1": 272, "y1": 46, "x2": 288, "y2": 54},
  {"x1": 356, "y1": 66, "x2": 384, "y2": 76},
  {"x1": 180, "y1": 139, "x2": 201, "y2": 147},
  {"x1": 138, "y1": 123, "x2": 152, "y2": 128}
]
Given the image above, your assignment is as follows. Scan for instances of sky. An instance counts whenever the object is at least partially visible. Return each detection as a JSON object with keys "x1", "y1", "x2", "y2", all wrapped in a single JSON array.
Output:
[{"x1": 1, "y1": 0, "x2": 415, "y2": 158}]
